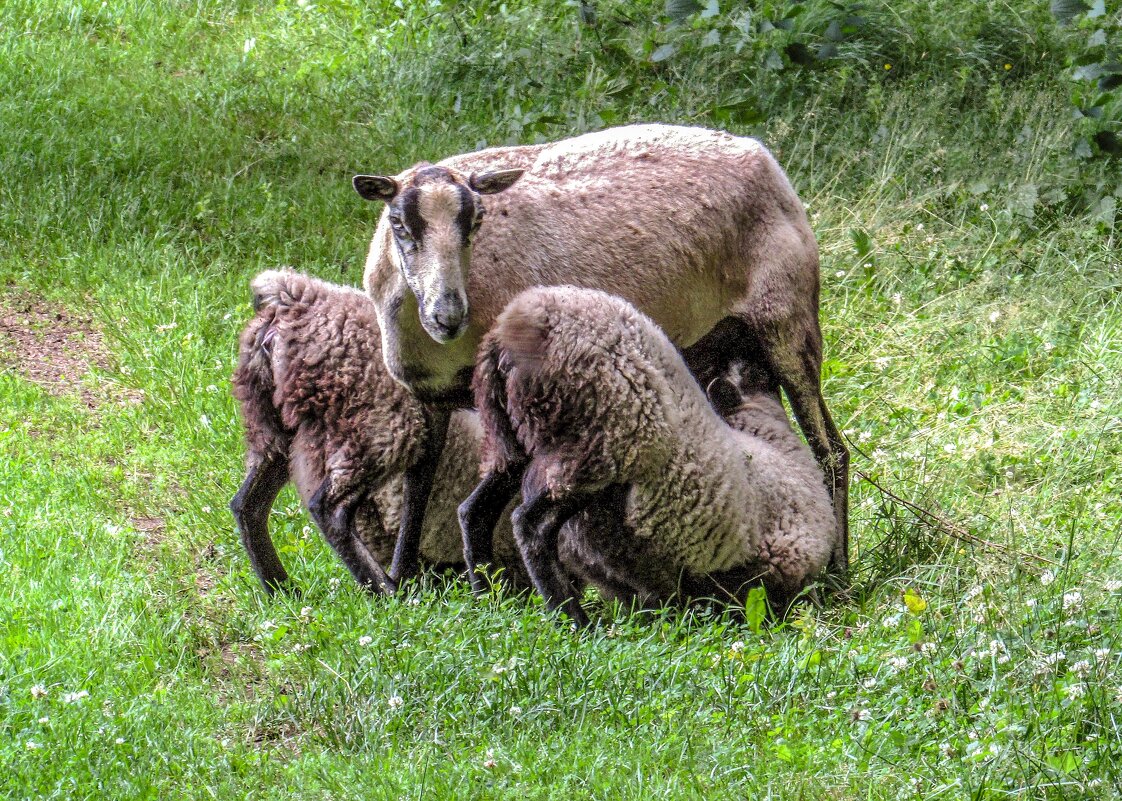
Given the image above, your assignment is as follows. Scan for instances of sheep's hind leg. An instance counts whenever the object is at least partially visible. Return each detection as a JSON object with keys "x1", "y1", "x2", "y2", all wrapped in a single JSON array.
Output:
[
  {"x1": 230, "y1": 455, "x2": 292, "y2": 595},
  {"x1": 309, "y1": 481, "x2": 396, "y2": 595},
  {"x1": 459, "y1": 466, "x2": 523, "y2": 595},
  {"x1": 513, "y1": 492, "x2": 594, "y2": 628},
  {"x1": 390, "y1": 408, "x2": 451, "y2": 584}
]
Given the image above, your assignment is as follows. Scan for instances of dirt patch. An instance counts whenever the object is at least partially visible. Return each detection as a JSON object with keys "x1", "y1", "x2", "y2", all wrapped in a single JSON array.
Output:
[{"x1": 0, "y1": 290, "x2": 142, "y2": 409}]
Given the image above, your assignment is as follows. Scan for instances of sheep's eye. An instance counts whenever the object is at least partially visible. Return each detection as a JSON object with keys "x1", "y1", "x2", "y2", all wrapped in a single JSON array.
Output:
[{"x1": 389, "y1": 216, "x2": 412, "y2": 239}]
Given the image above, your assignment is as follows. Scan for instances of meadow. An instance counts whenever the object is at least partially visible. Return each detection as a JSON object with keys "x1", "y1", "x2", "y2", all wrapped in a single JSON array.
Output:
[{"x1": 1, "y1": 1, "x2": 1120, "y2": 797}]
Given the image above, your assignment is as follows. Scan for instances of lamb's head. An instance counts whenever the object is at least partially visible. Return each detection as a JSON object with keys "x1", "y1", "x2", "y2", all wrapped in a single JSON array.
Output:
[{"x1": 353, "y1": 164, "x2": 524, "y2": 343}]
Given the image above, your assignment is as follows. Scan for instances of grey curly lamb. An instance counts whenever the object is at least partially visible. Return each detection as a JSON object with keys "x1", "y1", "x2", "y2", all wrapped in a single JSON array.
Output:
[
  {"x1": 230, "y1": 269, "x2": 524, "y2": 595},
  {"x1": 461, "y1": 286, "x2": 834, "y2": 625}
]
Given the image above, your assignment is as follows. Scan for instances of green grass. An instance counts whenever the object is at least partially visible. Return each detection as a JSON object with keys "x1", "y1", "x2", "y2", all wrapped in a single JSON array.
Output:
[{"x1": 1, "y1": 1, "x2": 1120, "y2": 798}]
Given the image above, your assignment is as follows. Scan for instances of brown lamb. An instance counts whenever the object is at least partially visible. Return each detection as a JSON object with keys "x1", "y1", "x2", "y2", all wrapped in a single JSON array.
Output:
[{"x1": 229, "y1": 269, "x2": 525, "y2": 595}]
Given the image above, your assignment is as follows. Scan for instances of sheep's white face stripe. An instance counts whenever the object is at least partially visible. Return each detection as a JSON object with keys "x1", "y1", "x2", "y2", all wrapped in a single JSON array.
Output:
[{"x1": 387, "y1": 171, "x2": 478, "y2": 342}]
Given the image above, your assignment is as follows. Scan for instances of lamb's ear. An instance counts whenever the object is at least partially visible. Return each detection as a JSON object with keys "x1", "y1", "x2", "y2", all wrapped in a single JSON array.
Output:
[
  {"x1": 469, "y1": 169, "x2": 525, "y2": 195},
  {"x1": 706, "y1": 376, "x2": 742, "y2": 418},
  {"x1": 353, "y1": 175, "x2": 400, "y2": 202}
]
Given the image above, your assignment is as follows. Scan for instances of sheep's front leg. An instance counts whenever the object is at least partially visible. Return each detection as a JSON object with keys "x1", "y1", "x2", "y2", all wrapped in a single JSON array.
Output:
[
  {"x1": 230, "y1": 455, "x2": 292, "y2": 595},
  {"x1": 390, "y1": 408, "x2": 451, "y2": 584},
  {"x1": 458, "y1": 466, "x2": 523, "y2": 595},
  {"x1": 308, "y1": 482, "x2": 396, "y2": 595},
  {"x1": 513, "y1": 492, "x2": 593, "y2": 628}
]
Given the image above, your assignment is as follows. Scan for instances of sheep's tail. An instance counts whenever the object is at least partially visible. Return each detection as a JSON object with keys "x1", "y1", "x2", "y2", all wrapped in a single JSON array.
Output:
[
  {"x1": 249, "y1": 267, "x2": 318, "y2": 312},
  {"x1": 231, "y1": 270, "x2": 305, "y2": 461}
]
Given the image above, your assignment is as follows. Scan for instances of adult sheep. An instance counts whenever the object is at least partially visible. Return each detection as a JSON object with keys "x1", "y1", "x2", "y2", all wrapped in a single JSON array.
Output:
[{"x1": 354, "y1": 123, "x2": 849, "y2": 581}]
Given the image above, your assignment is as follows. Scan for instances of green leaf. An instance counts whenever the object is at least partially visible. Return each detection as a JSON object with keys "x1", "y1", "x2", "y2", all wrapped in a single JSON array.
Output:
[
  {"x1": 850, "y1": 228, "x2": 872, "y2": 257},
  {"x1": 1050, "y1": 0, "x2": 1089, "y2": 23},
  {"x1": 744, "y1": 587, "x2": 768, "y2": 634},
  {"x1": 764, "y1": 49, "x2": 785, "y2": 70},
  {"x1": 666, "y1": 0, "x2": 703, "y2": 22}
]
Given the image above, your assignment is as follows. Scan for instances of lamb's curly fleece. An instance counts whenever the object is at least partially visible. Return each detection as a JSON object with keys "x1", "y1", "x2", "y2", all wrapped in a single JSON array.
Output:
[
  {"x1": 477, "y1": 286, "x2": 832, "y2": 608},
  {"x1": 233, "y1": 269, "x2": 525, "y2": 582}
]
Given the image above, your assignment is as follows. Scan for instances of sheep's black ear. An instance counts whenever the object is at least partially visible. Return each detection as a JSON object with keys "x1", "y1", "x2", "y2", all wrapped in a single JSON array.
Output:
[
  {"x1": 469, "y1": 169, "x2": 525, "y2": 195},
  {"x1": 353, "y1": 175, "x2": 399, "y2": 202},
  {"x1": 706, "y1": 376, "x2": 742, "y2": 417}
]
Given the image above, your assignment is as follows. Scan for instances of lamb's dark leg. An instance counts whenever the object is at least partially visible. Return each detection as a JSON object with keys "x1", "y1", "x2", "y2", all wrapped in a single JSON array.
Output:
[
  {"x1": 513, "y1": 492, "x2": 594, "y2": 628},
  {"x1": 308, "y1": 481, "x2": 395, "y2": 594},
  {"x1": 458, "y1": 466, "x2": 523, "y2": 595},
  {"x1": 230, "y1": 455, "x2": 292, "y2": 595},
  {"x1": 390, "y1": 408, "x2": 451, "y2": 584},
  {"x1": 558, "y1": 484, "x2": 681, "y2": 611}
]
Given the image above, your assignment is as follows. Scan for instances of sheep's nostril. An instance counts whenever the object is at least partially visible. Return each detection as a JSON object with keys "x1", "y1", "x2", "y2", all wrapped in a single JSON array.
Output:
[{"x1": 432, "y1": 295, "x2": 466, "y2": 335}]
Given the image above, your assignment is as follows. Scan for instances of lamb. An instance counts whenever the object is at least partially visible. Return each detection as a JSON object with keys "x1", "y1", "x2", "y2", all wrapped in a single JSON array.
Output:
[
  {"x1": 354, "y1": 123, "x2": 850, "y2": 584},
  {"x1": 461, "y1": 286, "x2": 834, "y2": 626},
  {"x1": 229, "y1": 269, "x2": 526, "y2": 595}
]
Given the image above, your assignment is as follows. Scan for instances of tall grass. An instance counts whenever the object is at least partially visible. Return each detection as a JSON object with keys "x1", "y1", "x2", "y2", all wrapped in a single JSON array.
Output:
[{"x1": 1, "y1": 1, "x2": 1120, "y2": 798}]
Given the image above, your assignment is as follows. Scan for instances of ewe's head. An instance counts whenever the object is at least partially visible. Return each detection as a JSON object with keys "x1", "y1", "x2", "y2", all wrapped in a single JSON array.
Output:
[{"x1": 353, "y1": 164, "x2": 524, "y2": 343}]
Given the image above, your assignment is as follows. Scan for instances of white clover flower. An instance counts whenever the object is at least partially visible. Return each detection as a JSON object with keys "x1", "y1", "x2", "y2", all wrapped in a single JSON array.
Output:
[
  {"x1": 358, "y1": 635, "x2": 373, "y2": 646},
  {"x1": 921, "y1": 642, "x2": 937, "y2": 656},
  {"x1": 299, "y1": 606, "x2": 313, "y2": 618},
  {"x1": 1063, "y1": 591, "x2": 1082, "y2": 612},
  {"x1": 63, "y1": 690, "x2": 89, "y2": 704},
  {"x1": 490, "y1": 632, "x2": 501, "y2": 640},
  {"x1": 1116, "y1": 687, "x2": 1122, "y2": 704},
  {"x1": 889, "y1": 656, "x2": 909, "y2": 671},
  {"x1": 835, "y1": 270, "x2": 846, "y2": 279},
  {"x1": 115, "y1": 737, "x2": 125, "y2": 745},
  {"x1": 943, "y1": 443, "x2": 956, "y2": 453},
  {"x1": 38, "y1": 717, "x2": 49, "y2": 725},
  {"x1": 851, "y1": 708, "x2": 872, "y2": 722},
  {"x1": 965, "y1": 585, "x2": 984, "y2": 602},
  {"x1": 483, "y1": 748, "x2": 497, "y2": 769},
  {"x1": 387, "y1": 695, "x2": 403, "y2": 710},
  {"x1": 329, "y1": 577, "x2": 342, "y2": 589},
  {"x1": 1044, "y1": 651, "x2": 1066, "y2": 666},
  {"x1": 30, "y1": 684, "x2": 47, "y2": 699},
  {"x1": 292, "y1": 643, "x2": 311, "y2": 654},
  {"x1": 1066, "y1": 683, "x2": 1086, "y2": 699},
  {"x1": 1070, "y1": 660, "x2": 1092, "y2": 676},
  {"x1": 940, "y1": 742, "x2": 954, "y2": 758},
  {"x1": 25, "y1": 741, "x2": 42, "y2": 750},
  {"x1": 825, "y1": 691, "x2": 837, "y2": 700},
  {"x1": 862, "y1": 677, "x2": 877, "y2": 689},
  {"x1": 979, "y1": 203, "x2": 990, "y2": 212},
  {"x1": 988, "y1": 310, "x2": 1000, "y2": 323},
  {"x1": 1040, "y1": 570, "x2": 1055, "y2": 586},
  {"x1": 729, "y1": 641, "x2": 745, "y2": 654},
  {"x1": 915, "y1": 223, "x2": 925, "y2": 232},
  {"x1": 1026, "y1": 598, "x2": 1037, "y2": 608},
  {"x1": 408, "y1": 597, "x2": 421, "y2": 606},
  {"x1": 509, "y1": 706, "x2": 522, "y2": 716},
  {"x1": 260, "y1": 619, "x2": 277, "y2": 631},
  {"x1": 1095, "y1": 648, "x2": 1111, "y2": 662},
  {"x1": 892, "y1": 293, "x2": 903, "y2": 305},
  {"x1": 243, "y1": 38, "x2": 256, "y2": 54}
]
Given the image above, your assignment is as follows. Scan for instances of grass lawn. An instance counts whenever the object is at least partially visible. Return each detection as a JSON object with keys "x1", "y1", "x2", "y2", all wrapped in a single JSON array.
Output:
[{"x1": 1, "y1": 1, "x2": 1120, "y2": 798}]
